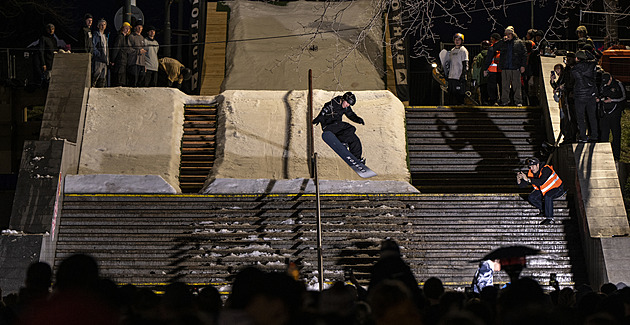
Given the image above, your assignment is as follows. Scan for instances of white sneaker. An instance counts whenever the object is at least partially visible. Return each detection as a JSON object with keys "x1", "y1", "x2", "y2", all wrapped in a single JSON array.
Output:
[{"x1": 516, "y1": 104, "x2": 523, "y2": 107}]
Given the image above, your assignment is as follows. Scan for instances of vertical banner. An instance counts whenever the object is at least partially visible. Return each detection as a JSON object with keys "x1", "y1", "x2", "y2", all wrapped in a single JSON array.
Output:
[
  {"x1": 190, "y1": 0, "x2": 207, "y2": 95},
  {"x1": 388, "y1": 0, "x2": 409, "y2": 101}
]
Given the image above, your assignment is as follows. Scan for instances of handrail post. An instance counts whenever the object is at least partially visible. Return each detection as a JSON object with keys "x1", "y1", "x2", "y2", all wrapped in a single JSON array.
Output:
[
  {"x1": 307, "y1": 69, "x2": 324, "y2": 291},
  {"x1": 308, "y1": 69, "x2": 314, "y2": 178},
  {"x1": 314, "y1": 153, "x2": 323, "y2": 291}
]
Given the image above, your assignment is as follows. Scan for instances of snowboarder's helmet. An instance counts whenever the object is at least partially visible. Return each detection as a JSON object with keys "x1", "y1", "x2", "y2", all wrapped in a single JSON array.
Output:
[
  {"x1": 343, "y1": 92, "x2": 356, "y2": 105},
  {"x1": 454, "y1": 33, "x2": 464, "y2": 42}
]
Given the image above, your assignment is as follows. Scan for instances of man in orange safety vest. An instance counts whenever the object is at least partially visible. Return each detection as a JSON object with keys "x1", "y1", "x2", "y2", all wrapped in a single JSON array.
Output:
[{"x1": 516, "y1": 157, "x2": 565, "y2": 225}]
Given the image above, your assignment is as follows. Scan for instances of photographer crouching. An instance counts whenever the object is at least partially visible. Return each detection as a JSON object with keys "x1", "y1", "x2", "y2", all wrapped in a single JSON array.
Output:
[{"x1": 516, "y1": 158, "x2": 566, "y2": 225}]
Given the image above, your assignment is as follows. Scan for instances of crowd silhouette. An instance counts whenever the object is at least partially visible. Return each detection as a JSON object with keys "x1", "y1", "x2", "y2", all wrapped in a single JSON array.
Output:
[{"x1": 1, "y1": 240, "x2": 629, "y2": 325}]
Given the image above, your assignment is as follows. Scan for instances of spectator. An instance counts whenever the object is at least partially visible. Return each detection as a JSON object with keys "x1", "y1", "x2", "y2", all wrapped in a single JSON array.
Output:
[
  {"x1": 471, "y1": 259, "x2": 500, "y2": 294},
  {"x1": 92, "y1": 18, "x2": 109, "y2": 88},
  {"x1": 535, "y1": 30, "x2": 552, "y2": 56},
  {"x1": 110, "y1": 22, "x2": 131, "y2": 87},
  {"x1": 368, "y1": 239, "x2": 424, "y2": 309},
  {"x1": 144, "y1": 25, "x2": 159, "y2": 87},
  {"x1": 39, "y1": 23, "x2": 58, "y2": 85},
  {"x1": 597, "y1": 72, "x2": 626, "y2": 160},
  {"x1": 524, "y1": 29, "x2": 542, "y2": 106},
  {"x1": 485, "y1": 26, "x2": 527, "y2": 106},
  {"x1": 443, "y1": 33, "x2": 469, "y2": 105},
  {"x1": 576, "y1": 25, "x2": 596, "y2": 53},
  {"x1": 127, "y1": 22, "x2": 147, "y2": 87},
  {"x1": 561, "y1": 52, "x2": 579, "y2": 143},
  {"x1": 367, "y1": 280, "x2": 423, "y2": 325},
  {"x1": 484, "y1": 32, "x2": 503, "y2": 106},
  {"x1": 572, "y1": 50, "x2": 599, "y2": 142},
  {"x1": 472, "y1": 40, "x2": 490, "y2": 105},
  {"x1": 158, "y1": 57, "x2": 192, "y2": 88},
  {"x1": 76, "y1": 13, "x2": 93, "y2": 54}
]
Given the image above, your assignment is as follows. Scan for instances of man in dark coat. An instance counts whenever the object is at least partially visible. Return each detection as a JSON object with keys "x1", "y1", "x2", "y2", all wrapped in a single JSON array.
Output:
[
  {"x1": 571, "y1": 50, "x2": 599, "y2": 142},
  {"x1": 484, "y1": 26, "x2": 527, "y2": 106},
  {"x1": 39, "y1": 23, "x2": 58, "y2": 84},
  {"x1": 312, "y1": 92, "x2": 365, "y2": 162},
  {"x1": 110, "y1": 22, "x2": 131, "y2": 87},
  {"x1": 76, "y1": 13, "x2": 93, "y2": 54}
]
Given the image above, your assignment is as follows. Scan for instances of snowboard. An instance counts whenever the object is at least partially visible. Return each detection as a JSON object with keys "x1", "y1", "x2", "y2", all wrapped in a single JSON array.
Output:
[{"x1": 322, "y1": 131, "x2": 377, "y2": 178}]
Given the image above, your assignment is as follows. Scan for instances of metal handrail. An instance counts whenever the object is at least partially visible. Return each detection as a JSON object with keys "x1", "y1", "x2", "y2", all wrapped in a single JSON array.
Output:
[{"x1": 307, "y1": 68, "x2": 324, "y2": 291}]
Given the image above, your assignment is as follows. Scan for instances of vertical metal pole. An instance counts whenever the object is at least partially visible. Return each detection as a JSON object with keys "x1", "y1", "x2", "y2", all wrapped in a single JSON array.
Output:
[
  {"x1": 308, "y1": 69, "x2": 314, "y2": 178},
  {"x1": 164, "y1": 0, "x2": 173, "y2": 57},
  {"x1": 314, "y1": 153, "x2": 323, "y2": 291},
  {"x1": 308, "y1": 69, "x2": 323, "y2": 291},
  {"x1": 124, "y1": 0, "x2": 132, "y2": 24}
]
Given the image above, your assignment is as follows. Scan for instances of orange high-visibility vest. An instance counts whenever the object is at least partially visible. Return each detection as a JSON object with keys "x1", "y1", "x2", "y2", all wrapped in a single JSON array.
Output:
[
  {"x1": 528, "y1": 165, "x2": 562, "y2": 195},
  {"x1": 488, "y1": 51, "x2": 501, "y2": 73}
]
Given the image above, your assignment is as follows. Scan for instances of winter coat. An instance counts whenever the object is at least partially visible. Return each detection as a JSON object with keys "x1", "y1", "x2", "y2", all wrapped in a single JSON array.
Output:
[
  {"x1": 110, "y1": 33, "x2": 129, "y2": 72},
  {"x1": 312, "y1": 96, "x2": 364, "y2": 129},
  {"x1": 485, "y1": 36, "x2": 527, "y2": 71},
  {"x1": 600, "y1": 78, "x2": 626, "y2": 114},
  {"x1": 571, "y1": 60, "x2": 598, "y2": 100}
]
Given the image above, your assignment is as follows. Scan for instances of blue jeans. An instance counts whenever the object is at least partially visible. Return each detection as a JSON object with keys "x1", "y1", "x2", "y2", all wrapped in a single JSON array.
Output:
[{"x1": 528, "y1": 185, "x2": 565, "y2": 218}]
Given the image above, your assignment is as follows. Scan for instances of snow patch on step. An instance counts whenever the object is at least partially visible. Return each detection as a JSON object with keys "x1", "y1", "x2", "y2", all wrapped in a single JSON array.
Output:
[
  {"x1": 201, "y1": 178, "x2": 419, "y2": 194},
  {"x1": 64, "y1": 174, "x2": 177, "y2": 194}
]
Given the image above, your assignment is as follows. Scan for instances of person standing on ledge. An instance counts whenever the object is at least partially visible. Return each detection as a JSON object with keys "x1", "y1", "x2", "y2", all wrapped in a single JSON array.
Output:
[
  {"x1": 312, "y1": 92, "x2": 365, "y2": 163},
  {"x1": 516, "y1": 158, "x2": 565, "y2": 225}
]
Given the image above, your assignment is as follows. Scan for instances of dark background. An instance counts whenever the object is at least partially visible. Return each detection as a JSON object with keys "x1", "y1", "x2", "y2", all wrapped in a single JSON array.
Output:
[{"x1": 1, "y1": 0, "x2": 628, "y2": 105}]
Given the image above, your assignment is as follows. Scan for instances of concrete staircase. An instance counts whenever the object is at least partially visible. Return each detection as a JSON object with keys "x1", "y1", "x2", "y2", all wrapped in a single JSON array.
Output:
[
  {"x1": 179, "y1": 103, "x2": 218, "y2": 193},
  {"x1": 406, "y1": 106, "x2": 545, "y2": 193},
  {"x1": 57, "y1": 193, "x2": 586, "y2": 291}
]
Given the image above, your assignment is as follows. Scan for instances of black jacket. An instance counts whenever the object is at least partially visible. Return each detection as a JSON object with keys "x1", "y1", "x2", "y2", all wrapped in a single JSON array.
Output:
[
  {"x1": 571, "y1": 60, "x2": 598, "y2": 100},
  {"x1": 600, "y1": 78, "x2": 626, "y2": 114},
  {"x1": 312, "y1": 96, "x2": 364, "y2": 128},
  {"x1": 39, "y1": 34, "x2": 57, "y2": 69},
  {"x1": 110, "y1": 32, "x2": 129, "y2": 69},
  {"x1": 77, "y1": 26, "x2": 93, "y2": 53},
  {"x1": 484, "y1": 36, "x2": 527, "y2": 71}
]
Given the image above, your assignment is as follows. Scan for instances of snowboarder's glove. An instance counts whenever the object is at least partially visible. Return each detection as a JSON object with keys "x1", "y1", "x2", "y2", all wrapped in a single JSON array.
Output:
[
  {"x1": 358, "y1": 118, "x2": 365, "y2": 125},
  {"x1": 312, "y1": 118, "x2": 320, "y2": 125}
]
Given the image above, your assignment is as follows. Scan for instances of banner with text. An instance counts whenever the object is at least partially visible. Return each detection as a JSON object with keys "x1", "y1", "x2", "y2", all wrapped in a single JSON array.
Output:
[
  {"x1": 387, "y1": 0, "x2": 409, "y2": 101},
  {"x1": 189, "y1": 0, "x2": 207, "y2": 94}
]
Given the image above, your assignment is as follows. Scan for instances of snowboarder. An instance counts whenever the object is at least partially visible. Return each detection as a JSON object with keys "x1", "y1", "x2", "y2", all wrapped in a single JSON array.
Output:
[{"x1": 313, "y1": 92, "x2": 365, "y2": 163}]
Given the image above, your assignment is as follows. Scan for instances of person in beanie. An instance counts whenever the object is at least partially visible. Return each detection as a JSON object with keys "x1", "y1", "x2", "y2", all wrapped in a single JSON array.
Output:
[
  {"x1": 127, "y1": 22, "x2": 147, "y2": 87},
  {"x1": 158, "y1": 57, "x2": 192, "y2": 88},
  {"x1": 312, "y1": 92, "x2": 366, "y2": 163},
  {"x1": 516, "y1": 157, "x2": 565, "y2": 225},
  {"x1": 484, "y1": 26, "x2": 527, "y2": 106},
  {"x1": 597, "y1": 72, "x2": 626, "y2": 160},
  {"x1": 445, "y1": 33, "x2": 469, "y2": 105},
  {"x1": 144, "y1": 25, "x2": 159, "y2": 87},
  {"x1": 76, "y1": 13, "x2": 93, "y2": 53},
  {"x1": 484, "y1": 32, "x2": 503, "y2": 105},
  {"x1": 91, "y1": 18, "x2": 109, "y2": 87},
  {"x1": 110, "y1": 22, "x2": 131, "y2": 87}
]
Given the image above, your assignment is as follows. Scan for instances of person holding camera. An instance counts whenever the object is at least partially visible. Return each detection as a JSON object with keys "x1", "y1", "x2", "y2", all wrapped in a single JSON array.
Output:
[
  {"x1": 597, "y1": 72, "x2": 626, "y2": 160},
  {"x1": 516, "y1": 158, "x2": 565, "y2": 225}
]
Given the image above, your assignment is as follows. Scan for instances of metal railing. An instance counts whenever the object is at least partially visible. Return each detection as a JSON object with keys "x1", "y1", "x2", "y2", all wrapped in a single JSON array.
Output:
[{"x1": 307, "y1": 68, "x2": 324, "y2": 291}]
